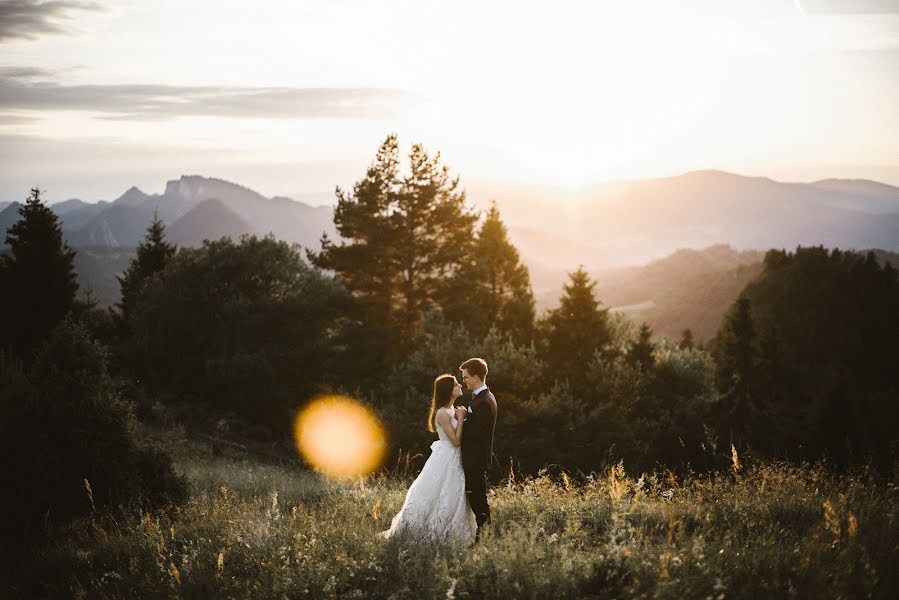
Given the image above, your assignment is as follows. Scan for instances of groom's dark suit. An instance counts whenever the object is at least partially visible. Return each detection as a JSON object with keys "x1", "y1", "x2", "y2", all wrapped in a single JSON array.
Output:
[{"x1": 461, "y1": 387, "x2": 497, "y2": 537}]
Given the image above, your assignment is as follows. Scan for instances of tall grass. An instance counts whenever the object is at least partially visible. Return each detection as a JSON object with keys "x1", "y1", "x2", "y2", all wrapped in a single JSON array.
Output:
[{"x1": 12, "y1": 435, "x2": 898, "y2": 599}]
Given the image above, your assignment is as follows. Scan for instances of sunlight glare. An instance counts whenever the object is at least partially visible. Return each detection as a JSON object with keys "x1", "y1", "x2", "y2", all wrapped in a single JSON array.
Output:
[{"x1": 293, "y1": 395, "x2": 387, "y2": 479}]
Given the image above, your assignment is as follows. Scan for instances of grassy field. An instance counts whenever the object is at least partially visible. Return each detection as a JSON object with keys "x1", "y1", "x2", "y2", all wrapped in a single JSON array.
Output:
[{"x1": 15, "y1": 432, "x2": 898, "y2": 599}]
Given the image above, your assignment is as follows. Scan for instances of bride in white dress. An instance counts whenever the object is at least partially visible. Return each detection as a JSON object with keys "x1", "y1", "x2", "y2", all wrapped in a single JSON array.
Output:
[{"x1": 381, "y1": 374, "x2": 477, "y2": 544}]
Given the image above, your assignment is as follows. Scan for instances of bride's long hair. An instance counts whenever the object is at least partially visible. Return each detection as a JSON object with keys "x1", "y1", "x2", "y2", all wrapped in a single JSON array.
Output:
[{"x1": 427, "y1": 374, "x2": 457, "y2": 433}]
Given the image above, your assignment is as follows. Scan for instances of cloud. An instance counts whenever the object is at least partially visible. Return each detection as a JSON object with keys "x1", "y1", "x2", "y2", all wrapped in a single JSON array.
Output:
[
  {"x1": 0, "y1": 113, "x2": 37, "y2": 125},
  {"x1": 0, "y1": 1, "x2": 102, "y2": 42},
  {"x1": 0, "y1": 69, "x2": 413, "y2": 120}
]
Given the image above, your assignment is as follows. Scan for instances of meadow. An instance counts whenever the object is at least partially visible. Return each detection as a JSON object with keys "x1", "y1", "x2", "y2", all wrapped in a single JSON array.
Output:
[{"x1": 14, "y1": 429, "x2": 897, "y2": 599}]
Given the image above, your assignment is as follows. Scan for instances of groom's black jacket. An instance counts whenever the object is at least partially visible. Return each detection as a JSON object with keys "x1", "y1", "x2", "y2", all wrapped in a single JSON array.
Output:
[{"x1": 461, "y1": 388, "x2": 497, "y2": 470}]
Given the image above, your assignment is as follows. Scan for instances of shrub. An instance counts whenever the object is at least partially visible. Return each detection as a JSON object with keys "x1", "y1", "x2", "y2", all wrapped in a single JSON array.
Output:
[{"x1": 0, "y1": 319, "x2": 186, "y2": 557}]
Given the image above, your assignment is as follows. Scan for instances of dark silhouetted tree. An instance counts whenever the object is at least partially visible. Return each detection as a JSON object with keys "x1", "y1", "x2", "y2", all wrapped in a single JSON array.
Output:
[
  {"x1": 679, "y1": 328, "x2": 695, "y2": 350},
  {"x1": 117, "y1": 211, "x2": 176, "y2": 323},
  {"x1": 713, "y1": 246, "x2": 899, "y2": 468},
  {"x1": 1, "y1": 188, "x2": 78, "y2": 360},
  {"x1": 628, "y1": 322, "x2": 656, "y2": 370},
  {"x1": 713, "y1": 294, "x2": 758, "y2": 444},
  {"x1": 133, "y1": 235, "x2": 349, "y2": 434},
  {"x1": 0, "y1": 319, "x2": 185, "y2": 558},
  {"x1": 442, "y1": 203, "x2": 536, "y2": 343},
  {"x1": 308, "y1": 135, "x2": 477, "y2": 383},
  {"x1": 539, "y1": 267, "x2": 612, "y2": 394}
]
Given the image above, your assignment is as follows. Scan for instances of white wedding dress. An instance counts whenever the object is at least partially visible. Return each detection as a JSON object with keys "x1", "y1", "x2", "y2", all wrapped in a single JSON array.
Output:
[{"x1": 381, "y1": 407, "x2": 477, "y2": 544}]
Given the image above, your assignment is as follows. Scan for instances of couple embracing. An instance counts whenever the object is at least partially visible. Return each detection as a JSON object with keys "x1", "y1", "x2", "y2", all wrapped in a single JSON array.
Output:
[{"x1": 381, "y1": 358, "x2": 497, "y2": 545}]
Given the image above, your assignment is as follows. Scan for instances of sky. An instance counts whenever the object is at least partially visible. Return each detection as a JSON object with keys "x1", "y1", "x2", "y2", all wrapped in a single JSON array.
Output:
[{"x1": 1, "y1": 0, "x2": 898, "y2": 204}]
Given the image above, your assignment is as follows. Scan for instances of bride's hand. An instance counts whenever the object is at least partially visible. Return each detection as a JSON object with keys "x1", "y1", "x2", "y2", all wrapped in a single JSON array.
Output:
[{"x1": 455, "y1": 406, "x2": 468, "y2": 420}]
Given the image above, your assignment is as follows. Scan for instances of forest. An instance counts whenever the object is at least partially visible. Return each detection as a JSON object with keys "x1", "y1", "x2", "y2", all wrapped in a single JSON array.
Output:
[{"x1": 1, "y1": 136, "x2": 897, "y2": 598}]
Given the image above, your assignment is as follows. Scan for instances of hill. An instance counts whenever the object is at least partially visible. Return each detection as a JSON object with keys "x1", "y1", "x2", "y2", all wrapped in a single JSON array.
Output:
[
  {"x1": 166, "y1": 198, "x2": 255, "y2": 246},
  {"x1": 475, "y1": 170, "x2": 899, "y2": 269}
]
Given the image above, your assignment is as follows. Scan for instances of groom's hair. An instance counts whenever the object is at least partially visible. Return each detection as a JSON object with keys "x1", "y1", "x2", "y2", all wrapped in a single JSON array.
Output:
[{"x1": 459, "y1": 357, "x2": 488, "y2": 380}]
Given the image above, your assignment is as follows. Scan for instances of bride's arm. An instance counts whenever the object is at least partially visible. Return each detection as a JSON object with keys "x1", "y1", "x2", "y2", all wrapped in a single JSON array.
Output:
[{"x1": 436, "y1": 410, "x2": 463, "y2": 446}]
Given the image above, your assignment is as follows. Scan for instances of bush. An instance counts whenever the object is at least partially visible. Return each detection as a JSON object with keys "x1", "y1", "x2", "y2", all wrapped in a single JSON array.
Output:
[
  {"x1": 0, "y1": 319, "x2": 186, "y2": 558},
  {"x1": 129, "y1": 236, "x2": 349, "y2": 436}
]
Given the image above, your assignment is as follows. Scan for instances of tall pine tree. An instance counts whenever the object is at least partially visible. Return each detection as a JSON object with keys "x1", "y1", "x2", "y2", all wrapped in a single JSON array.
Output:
[
  {"x1": 628, "y1": 322, "x2": 656, "y2": 370},
  {"x1": 1, "y1": 188, "x2": 78, "y2": 360},
  {"x1": 442, "y1": 203, "x2": 536, "y2": 343},
  {"x1": 539, "y1": 267, "x2": 612, "y2": 393},
  {"x1": 309, "y1": 135, "x2": 477, "y2": 369},
  {"x1": 712, "y1": 293, "x2": 758, "y2": 444},
  {"x1": 117, "y1": 212, "x2": 176, "y2": 323}
]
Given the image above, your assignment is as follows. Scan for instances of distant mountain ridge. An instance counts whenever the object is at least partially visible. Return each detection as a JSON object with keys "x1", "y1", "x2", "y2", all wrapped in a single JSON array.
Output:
[
  {"x1": 478, "y1": 170, "x2": 899, "y2": 270},
  {"x1": 3, "y1": 170, "x2": 899, "y2": 333},
  {"x1": 0, "y1": 202, "x2": 23, "y2": 237},
  {"x1": 166, "y1": 198, "x2": 255, "y2": 246},
  {"x1": 0, "y1": 175, "x2": 338, "y2": 251}
]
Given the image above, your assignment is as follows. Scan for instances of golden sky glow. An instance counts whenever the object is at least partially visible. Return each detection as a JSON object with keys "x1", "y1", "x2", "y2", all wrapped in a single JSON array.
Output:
[{"x1": 0, "y1": 0, "x2": 897, "y2": 202}]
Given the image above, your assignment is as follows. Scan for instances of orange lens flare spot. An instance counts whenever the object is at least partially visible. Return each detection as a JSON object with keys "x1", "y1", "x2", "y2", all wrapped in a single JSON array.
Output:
[{"x1": 293, "y1": 395, "x2": 387, "y2": 479}]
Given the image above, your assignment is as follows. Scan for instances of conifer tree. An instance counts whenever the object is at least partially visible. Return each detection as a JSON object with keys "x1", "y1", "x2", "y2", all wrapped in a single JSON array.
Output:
[
  {"x1": 442, "y1": 203, "x2": 536, "y2": 343},
  {"x1": 308, "y1": 135, "x2": 477, "y2": 368},
  {"x1": 117, "y1": 212, "x2": 176, "y2": 323},
  {"x1": 716, "y1": 294, "x2": 755, "y2": 391},
  {"x1": 1, "y1": 188, "x2": 78, "y2": 359},
  {"x1": 539, "y1": 267, "x2": 612, "y2": 392},
  {"x1": 628, "y1": 322, "x2": 656, "y2": 370},
  {"x1": 679, "y1": 328, "x2": 695, "y2": 350},
  {"x1": 713, "y1": 294, "x2": 758, "y2": 443}
]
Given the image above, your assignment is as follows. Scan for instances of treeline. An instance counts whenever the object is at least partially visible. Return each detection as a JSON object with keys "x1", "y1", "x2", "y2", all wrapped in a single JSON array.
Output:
[{"x1": 2, "y1": 137, "x2": 898, "y2": 549}]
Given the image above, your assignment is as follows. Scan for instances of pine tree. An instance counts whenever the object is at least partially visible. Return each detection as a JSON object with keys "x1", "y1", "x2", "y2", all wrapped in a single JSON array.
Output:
[
  {"x1": 308, "y1": 135, "x2": 477, "y2": 366},
  {"x1": 679, "y1": 328, "x2": 695, "y2": 350},
  {"x1": 713, "y1": 294, "x2": 758, "y2": 444},
  {"x1": 117, "y1": 212, "x2": 176, "y2": 323},
  {"x1": 716, "y1": 295, "x2": 755, "y2": 391},
  {"x1": 628, "y1": 322, "x2": 656, "y2": 370},
  {"x1": 442, "y1": 203, "x2": 536, "y2": 343},
  {"x1": 539, "y1": 267, "x2": 612, "y2": 393},
  {"x1": 1, "y1": 188, "x2": 78, "y2": 359}
]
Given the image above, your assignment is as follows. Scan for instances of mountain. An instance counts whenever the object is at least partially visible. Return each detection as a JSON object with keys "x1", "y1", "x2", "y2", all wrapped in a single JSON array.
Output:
[
  {"x1": 113, "y1": 186, "x2": 152, "y2": 208},
  {"x1": 68, "y1": 203, "x2": 160, "y2": 247},
  {"x1": 166, "y1": 198, "x2": 255, "y2": 246},
  {"x1": 73, "y1": 247, "x2": 137, "y2": 307},
  {"x1": 809, "y1": 179, "x2": 899, "y2": 213},
  {"x1": 0, "y1": 201, "x2": 11, "y2": 212},
  {"x1": 0, "y1": 202, "x2": 22, "y2": 236},
  {"x1": 51, "y1": 199, "x2": 110, "y2": 231},
  {"x1": 593, "y1": 245, "x2": 766, "y2": 342},
  {"x1": 476, "y1": 170, "x2": 899, "y2": 269},
  {"x1": 61, "y1": 176, "x2": 336, "y2": 251},
  {"x1": 53, "y1": 198, "x2": 92, "y2": 214}
]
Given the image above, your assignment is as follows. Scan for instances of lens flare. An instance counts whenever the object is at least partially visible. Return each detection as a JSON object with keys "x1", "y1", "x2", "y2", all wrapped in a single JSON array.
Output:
[{"x1": 293, "y1": 395, "x2": 387, "y2": 479}]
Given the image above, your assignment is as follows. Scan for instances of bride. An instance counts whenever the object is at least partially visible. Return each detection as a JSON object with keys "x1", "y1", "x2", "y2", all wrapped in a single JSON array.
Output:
[{"x1": 380, "y1": 374, "x2": 477, "y2": 544}]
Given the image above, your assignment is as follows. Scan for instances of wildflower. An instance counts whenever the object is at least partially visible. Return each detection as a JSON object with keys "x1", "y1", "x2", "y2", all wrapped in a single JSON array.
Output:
[
  {"x1": 100, "y1": 571, "x2": 122, "y2": 584},
  {"x1": 446, "y1": 577, "x2": 457, "y2": 600},
  {"x1": 730, "y1": 444, "x2": 741, "y2": 475}
]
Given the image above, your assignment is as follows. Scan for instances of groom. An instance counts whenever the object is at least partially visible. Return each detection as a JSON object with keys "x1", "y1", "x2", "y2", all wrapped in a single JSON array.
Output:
[{"x1": 459, "y1": 357, "x2": 497, "y2": 540}]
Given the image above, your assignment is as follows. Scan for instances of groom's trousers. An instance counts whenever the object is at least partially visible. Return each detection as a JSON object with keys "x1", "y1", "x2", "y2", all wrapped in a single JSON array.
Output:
[{"x1": 463, "y1": 462, "x2": 490, "y2": 533}]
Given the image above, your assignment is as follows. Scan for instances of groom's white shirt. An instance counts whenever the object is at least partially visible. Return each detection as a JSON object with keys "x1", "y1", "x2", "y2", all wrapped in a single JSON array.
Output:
[{"x1": 469, "y1": 384, "x2": 487, "y2": 412}]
